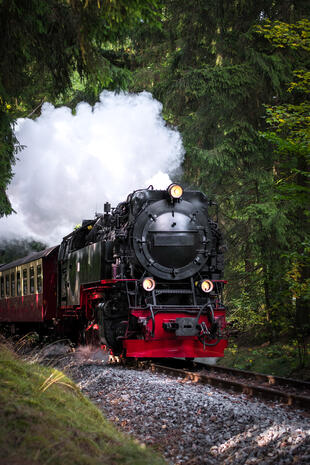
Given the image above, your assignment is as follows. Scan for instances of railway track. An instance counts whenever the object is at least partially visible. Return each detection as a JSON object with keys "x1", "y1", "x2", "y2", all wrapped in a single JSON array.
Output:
[
  {"x1": 145, "y1": 360, "x2": 310, "y2": 411},
  {"x1": 23, "y1": 340, "x2": 310, "y2": 411}
]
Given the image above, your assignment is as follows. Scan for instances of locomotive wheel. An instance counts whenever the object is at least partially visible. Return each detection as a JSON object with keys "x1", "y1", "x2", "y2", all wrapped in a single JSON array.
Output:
[
  {"x1": 101, "y1": 300, "x2": 125, "y2": 356},
  {"x1": 102, "y1": 319, "x2": 123, "y2": 355}
]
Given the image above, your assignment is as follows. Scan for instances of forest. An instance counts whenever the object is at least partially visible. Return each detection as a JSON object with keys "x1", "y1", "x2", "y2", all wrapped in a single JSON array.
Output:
[{"x1": 0, "y1": 0, "x2": 309, "y2": 373}]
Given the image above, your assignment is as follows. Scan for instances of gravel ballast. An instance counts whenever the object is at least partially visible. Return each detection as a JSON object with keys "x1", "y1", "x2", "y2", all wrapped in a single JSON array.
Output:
[{"x1": 62, "y1": 348, "x2": 310, "y2": 465}]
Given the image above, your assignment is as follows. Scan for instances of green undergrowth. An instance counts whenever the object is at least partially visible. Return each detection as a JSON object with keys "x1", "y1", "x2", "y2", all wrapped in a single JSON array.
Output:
[
  {"x1": 0, "y1": 343, "x2": 167, "y2": 465},
  {"x1": 217, "y1": 340, "x2": 310, "y2": 379}
]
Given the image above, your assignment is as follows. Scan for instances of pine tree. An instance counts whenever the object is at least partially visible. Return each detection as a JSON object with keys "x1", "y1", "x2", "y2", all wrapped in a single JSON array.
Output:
[{"x1": 130, "y1": 0, "x2": 310, "y2": 338}]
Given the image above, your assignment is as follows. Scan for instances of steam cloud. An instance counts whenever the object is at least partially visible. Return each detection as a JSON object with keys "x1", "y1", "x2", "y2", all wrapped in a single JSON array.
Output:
[{"x1": 0, "y1": 91, "x2": 184, "y2": 245}]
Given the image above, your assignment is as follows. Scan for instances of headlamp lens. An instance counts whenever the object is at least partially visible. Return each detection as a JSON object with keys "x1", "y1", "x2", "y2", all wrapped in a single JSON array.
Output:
[
  {"x1": 168, "y1": 183, "x2": 183, "y2": 199},
  {"x1": 201, "y1": 279, "x2": 214, "y2": 293},
  {"x1": 142, "y1": 277, "x2": 156, "y2": 291}
]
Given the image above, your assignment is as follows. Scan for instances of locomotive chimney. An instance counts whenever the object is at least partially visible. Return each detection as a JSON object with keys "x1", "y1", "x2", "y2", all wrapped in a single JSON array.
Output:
[{"x1": 104, "y1": 202, "x2": 111, "y2": 213}]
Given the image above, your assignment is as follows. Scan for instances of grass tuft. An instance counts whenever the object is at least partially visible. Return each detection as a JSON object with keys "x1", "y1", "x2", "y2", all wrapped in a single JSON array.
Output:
[{"x1": 40, "y1": 371, "x2": 78, "y2": 393}]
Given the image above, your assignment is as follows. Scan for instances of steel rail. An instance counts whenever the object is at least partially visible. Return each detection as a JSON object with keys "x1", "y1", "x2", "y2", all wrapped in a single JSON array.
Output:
[
  {"x1": 149, "y1": 363, "x2": 310, "y2": 411},
  {"x1": 195, "y1": 362, "x2": 310, "y2": 391}
]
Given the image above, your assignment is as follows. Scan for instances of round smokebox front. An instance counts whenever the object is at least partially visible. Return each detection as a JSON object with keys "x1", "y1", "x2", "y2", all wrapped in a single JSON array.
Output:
[{"x1": 132, "y1": 199, "x2": 211, "y2": 280}]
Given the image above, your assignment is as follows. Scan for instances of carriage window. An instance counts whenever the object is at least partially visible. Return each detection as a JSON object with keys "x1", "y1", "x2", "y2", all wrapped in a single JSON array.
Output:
[
  {"x1": 0, "y1": 276, "x2": 4, "y2": 298},
  {"x1": 37, "y1": 265, "x2": 42, "y2": 293},
  {"x1": 30, "y1": 267, "x2": 35, "y2": 294},
  {"x1": 17, "y1": 271, "x2": 21, "y2": 296},
  {"x1": 5, "y1": 274, "x2": 10, "y2": 297},
  {"x1": 23, "y1": 269, "x2": 28, "y2": 295},
  {"x1": 11, "y1": 272, "x2": 15, "y2": 297}
]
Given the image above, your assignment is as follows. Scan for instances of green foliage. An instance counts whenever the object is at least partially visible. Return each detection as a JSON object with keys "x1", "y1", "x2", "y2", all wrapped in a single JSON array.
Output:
[
  {"x1": 0, "y1": 238, "x2": 48, "y2": 265},
  {"x1": 257, "y1": 17, "x2": 310, "y2": 344},
  {"x1": 0, "y1": 103, "x2": 17, "y2": 216},
  {"x1": 256, "y1": 19, "x2": 310, "y2": 51},
  {"x1": 218, "y1": 341, "x2": 309, "y2": 378},
  {"x1": 0, "y1": 343, "x2": 166, "y2": 465}
]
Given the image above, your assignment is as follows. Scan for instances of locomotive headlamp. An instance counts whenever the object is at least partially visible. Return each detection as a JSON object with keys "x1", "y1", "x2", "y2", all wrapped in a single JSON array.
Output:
[
  {"x1": 200, "y1": 279, "x2": 214, "y2": 293},
  {"x1": 142, "y1": 277, "x2": 156, "y2": 292},
  {"x1": 168, "y1": 183, "x2": 183, "y2": 199}
]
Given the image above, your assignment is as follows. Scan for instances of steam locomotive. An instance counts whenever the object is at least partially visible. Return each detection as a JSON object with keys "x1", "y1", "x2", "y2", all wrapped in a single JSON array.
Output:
[{"x1": 0, "y1": 184, "x2": 227, "y2": 358}]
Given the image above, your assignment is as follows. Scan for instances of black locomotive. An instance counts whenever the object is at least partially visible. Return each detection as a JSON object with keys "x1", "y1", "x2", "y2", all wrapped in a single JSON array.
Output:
[{"x1": 57, "y1": 183, "x2": 227, "y2": 358}]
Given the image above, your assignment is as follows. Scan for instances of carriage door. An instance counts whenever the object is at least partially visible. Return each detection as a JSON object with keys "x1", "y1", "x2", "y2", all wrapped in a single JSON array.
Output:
[{"x1": 58, "y1": 238, "x2": 71, "y2": 307}]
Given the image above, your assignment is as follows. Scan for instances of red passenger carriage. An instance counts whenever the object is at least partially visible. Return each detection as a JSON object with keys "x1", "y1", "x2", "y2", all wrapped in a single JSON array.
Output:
[{"x1": 0, "y1": 246, "x2": 58, "y2": 329}]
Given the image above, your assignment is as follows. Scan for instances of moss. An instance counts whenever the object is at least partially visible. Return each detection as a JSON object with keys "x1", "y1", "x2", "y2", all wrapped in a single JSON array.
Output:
[{"x1": 0, "y1": 344, "x2": 167, "y2": 465}]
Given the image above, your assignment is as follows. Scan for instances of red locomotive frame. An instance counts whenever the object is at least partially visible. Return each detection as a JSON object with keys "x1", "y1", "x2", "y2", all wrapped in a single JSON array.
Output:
[{"x1": 78, "y1": 278, "x2": 228, "y2": 358}]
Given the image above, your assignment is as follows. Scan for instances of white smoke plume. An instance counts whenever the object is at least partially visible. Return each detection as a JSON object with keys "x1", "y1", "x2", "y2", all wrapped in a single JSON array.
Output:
[{"x1": 0, "y1": 91, "x2": 184, "y2": 245}]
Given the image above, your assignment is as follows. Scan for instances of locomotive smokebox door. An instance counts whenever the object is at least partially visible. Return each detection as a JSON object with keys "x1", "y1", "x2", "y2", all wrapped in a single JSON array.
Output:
[{"x1": 132, "y1": 198, "x2": 212, "y2": 280}]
